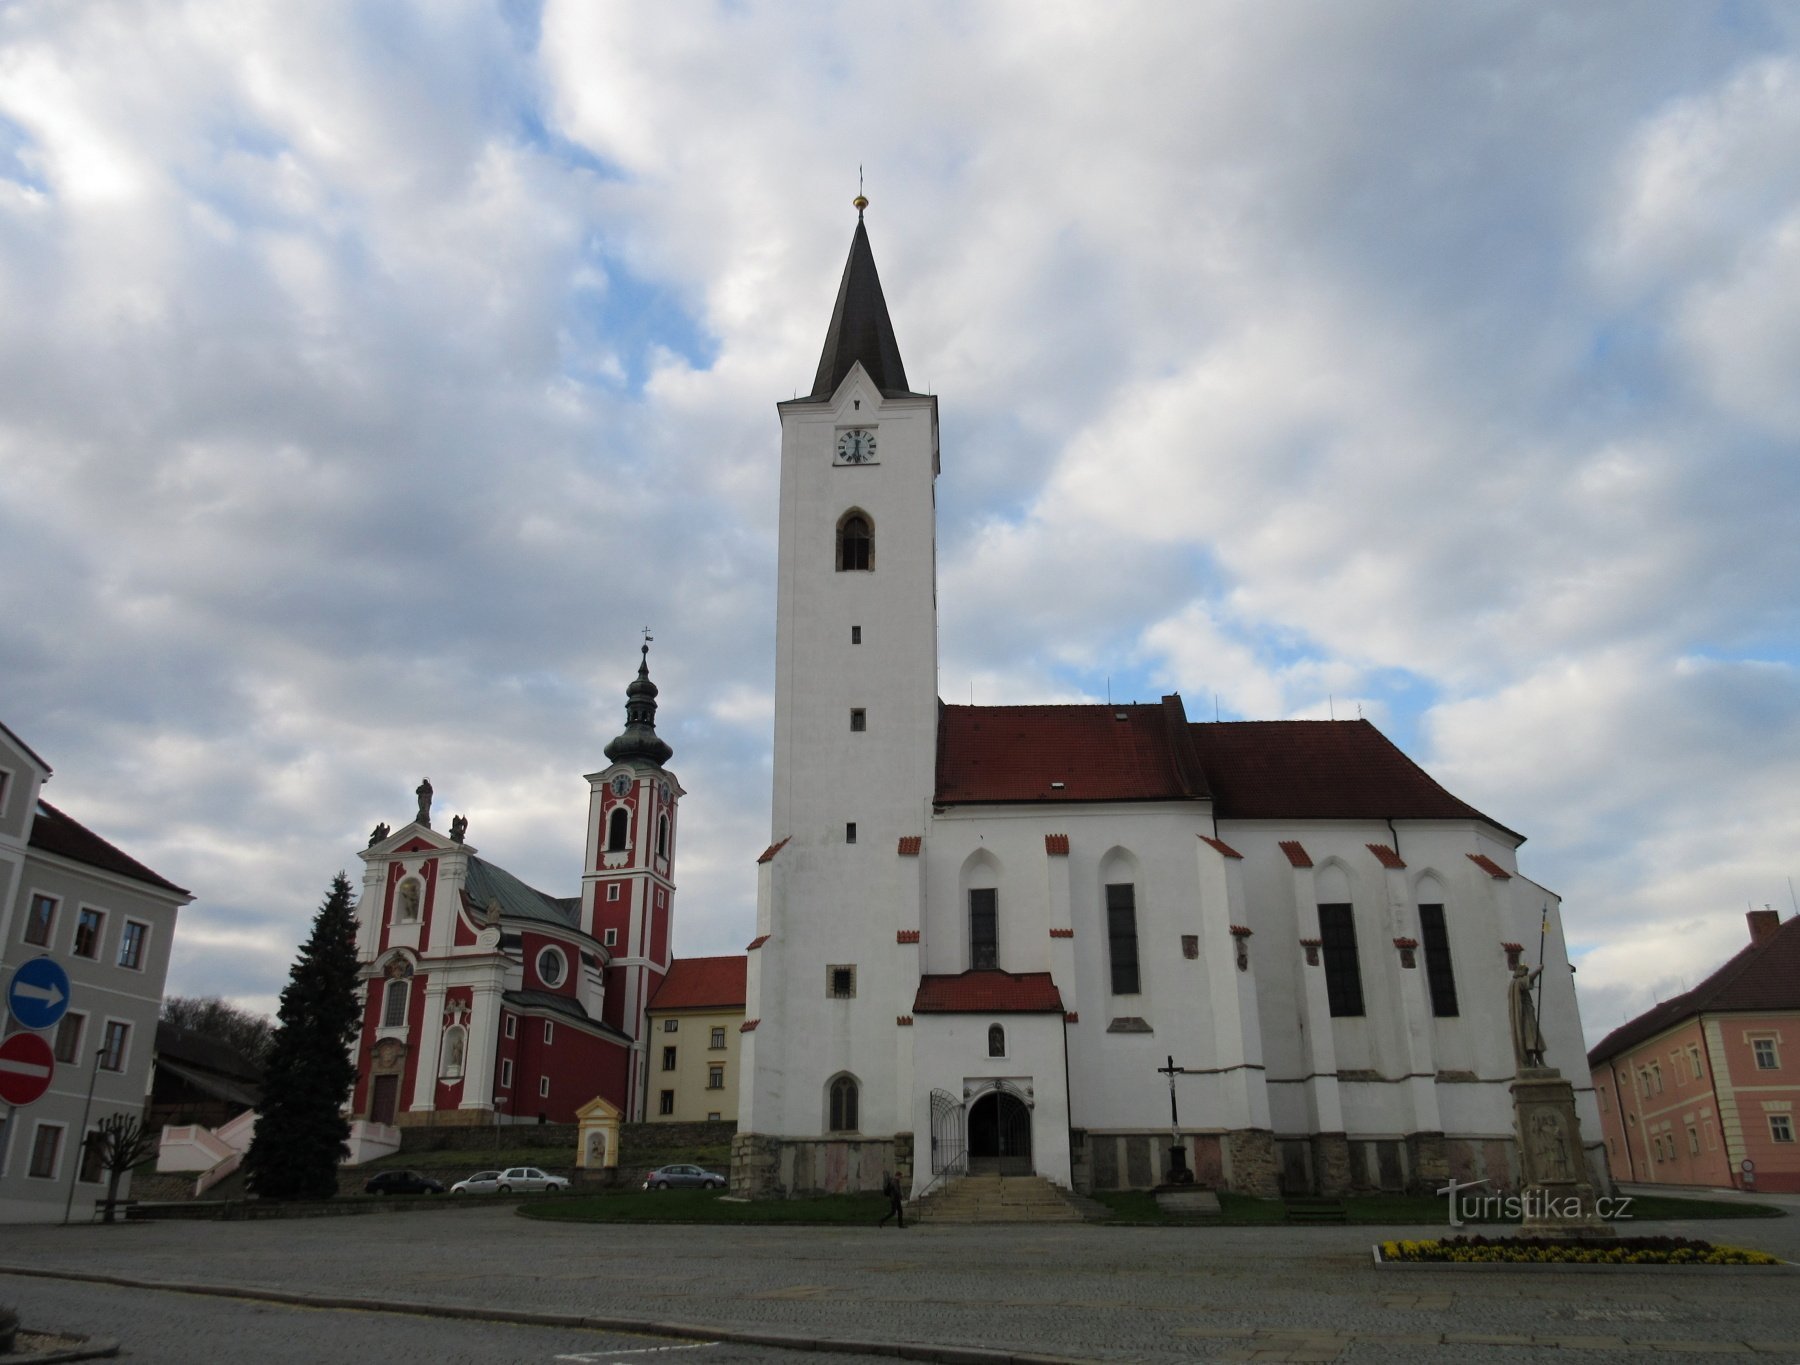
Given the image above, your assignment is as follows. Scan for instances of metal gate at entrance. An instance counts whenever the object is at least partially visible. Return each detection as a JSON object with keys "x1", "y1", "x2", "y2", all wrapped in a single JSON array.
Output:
[
  {"x1": 966, "y1": 1090, "x2": 1032, "y2": 1175},
  {"x1": 929, "y1": 1089, "x2": 966, "y2": 1178}
]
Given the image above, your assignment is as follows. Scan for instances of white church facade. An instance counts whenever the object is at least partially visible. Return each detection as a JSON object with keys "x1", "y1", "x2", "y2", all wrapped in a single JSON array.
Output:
[{"x1": 734, "y1": 206, "x2": 1602, "y2": 1199}]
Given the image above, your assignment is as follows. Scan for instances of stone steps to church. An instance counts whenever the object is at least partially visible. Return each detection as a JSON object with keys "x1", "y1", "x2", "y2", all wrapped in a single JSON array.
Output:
[{"x1": 909, "y1": 1174, "x2": 1089, "y2": 1224}]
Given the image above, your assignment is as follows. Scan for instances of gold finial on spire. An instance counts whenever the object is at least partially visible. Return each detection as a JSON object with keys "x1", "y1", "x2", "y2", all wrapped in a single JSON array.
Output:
[{"x1": 854, "y1": 164, "x2": 867, "y2": 216}]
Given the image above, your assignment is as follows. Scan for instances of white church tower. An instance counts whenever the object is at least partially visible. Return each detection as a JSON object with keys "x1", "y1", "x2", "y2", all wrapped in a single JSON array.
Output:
[{"x1": 736, "y1": 199, "x2": 938, "y2": 1190}]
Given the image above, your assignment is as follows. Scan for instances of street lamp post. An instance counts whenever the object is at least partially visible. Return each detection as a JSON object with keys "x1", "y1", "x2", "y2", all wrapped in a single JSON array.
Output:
[
  {"x1": 493, "y1": 1096, "x2": 507, "y2": 1152},
  {"x1": 62, "y1": 1044, "x2": 107, "y2": 1225}
]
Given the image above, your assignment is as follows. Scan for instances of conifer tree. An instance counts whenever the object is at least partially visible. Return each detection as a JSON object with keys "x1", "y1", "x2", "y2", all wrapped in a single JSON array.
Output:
[{"x1": 243, "y1": 872, "x2": 362, "y2": 1200}]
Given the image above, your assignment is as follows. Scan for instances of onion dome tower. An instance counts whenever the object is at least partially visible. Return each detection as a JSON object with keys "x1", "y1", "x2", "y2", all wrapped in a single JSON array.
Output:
[{"x1": 603, "y1": 642, "x2": 674, "y2": 767}]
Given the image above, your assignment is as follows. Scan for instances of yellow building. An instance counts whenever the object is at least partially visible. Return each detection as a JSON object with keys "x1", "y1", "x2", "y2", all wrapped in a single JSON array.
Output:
[{"x1": 645, "y1": 955, "x2": 745, "y2": 1121}]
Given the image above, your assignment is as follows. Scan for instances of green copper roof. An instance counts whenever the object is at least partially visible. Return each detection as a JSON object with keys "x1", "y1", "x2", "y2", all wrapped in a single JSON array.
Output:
[{"x1": 465, "y1": 855, "x2": 576, "y2": 929}]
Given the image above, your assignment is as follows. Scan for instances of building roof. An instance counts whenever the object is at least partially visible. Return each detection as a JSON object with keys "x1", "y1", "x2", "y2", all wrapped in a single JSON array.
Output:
[
  {"x1": 464, "y1": 856, "x2": 576, "y2": 930},
  {"x1": 808, "y1": 216, "x2": 915, "y2": 400},
  {"x1": 30, "y1": 799, "x2": 189, "y2": 896},
  {"x1": 1588, "y1": 914, "x2": 1800, "y2": 1067},
  {"x1": 502, "y1": 989, "x2": 633, "y2": 1044},
  {"x1": 934, "y1": 701, "x2": 1510, "y2": 834},
  {"x1": 913, "y1": 969, "x2": 1065, "y2": 1014},
  {"x1": 648, "y1": 955, "x2": 747, "y2": 1011},
  {"x1": 0, "y1": 718, "x2": 51, "y2": 776},
  {"x1": 936, "y1": 698, "x2": 1208, "y2": 804}
]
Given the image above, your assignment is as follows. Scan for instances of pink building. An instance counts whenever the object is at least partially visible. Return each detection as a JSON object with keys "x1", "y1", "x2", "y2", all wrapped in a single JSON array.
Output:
[{"x1": 1588, "y1": 910, "x2": 1799, "y2": 1193}]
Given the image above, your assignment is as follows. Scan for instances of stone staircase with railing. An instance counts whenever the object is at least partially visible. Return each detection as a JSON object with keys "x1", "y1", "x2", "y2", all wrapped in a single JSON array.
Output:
[{"x1": 908, "y1": 1172, "x2": 1094, "y2": 1224}]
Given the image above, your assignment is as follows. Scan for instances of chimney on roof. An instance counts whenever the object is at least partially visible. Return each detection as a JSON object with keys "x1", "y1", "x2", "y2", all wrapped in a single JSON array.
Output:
[{"x1": 1748, "y1": 908, "x2": 1781, "y2": 946}]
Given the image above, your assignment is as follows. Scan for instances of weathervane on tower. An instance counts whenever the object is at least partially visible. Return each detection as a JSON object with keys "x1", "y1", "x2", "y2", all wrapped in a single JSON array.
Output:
[{"x1": 855, "y1": 165, "x2": 867, "y2": 217}]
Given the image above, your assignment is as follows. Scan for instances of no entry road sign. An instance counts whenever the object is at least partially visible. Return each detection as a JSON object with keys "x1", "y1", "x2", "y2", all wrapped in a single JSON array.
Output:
[
  {"x1": 7, "y1": 956, "x2": 71, "y2": 1031},
  {"x1": 0, "y1": 1031, "x2": 55, "y2": 1106}
]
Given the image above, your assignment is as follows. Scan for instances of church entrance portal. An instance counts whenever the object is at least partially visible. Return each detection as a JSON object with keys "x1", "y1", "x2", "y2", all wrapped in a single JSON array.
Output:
[{"x1": 966, "y1": 1091, "x2": 1032, "y2": 1175}]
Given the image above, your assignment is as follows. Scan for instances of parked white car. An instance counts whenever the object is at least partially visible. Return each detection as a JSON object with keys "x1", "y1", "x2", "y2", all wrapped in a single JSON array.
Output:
[
  {"x1": 450, "y1": 1170, "x2": 503, "y2": 1195},
  {"x1": 497, "y1": 1165, "x2": 568, "y2": 1193}
]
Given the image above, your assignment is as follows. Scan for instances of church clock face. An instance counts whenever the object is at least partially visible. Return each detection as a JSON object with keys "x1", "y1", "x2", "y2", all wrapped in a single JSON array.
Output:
[
  {"x1": 836, "y1": 428, "x2": 876, "y2": 464},
  {"x1": 610, "y1": 774, "x2": 631, "y2": 797}
]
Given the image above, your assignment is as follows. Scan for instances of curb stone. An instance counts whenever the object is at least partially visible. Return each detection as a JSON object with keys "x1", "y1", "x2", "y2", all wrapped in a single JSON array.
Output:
[
  {"x1": 1369, "y1": 1244, "x2": 1800, "y2": 1273},
  {"x1": 0, "y1": 1265, "x2": 1090, "y2": 1365}
]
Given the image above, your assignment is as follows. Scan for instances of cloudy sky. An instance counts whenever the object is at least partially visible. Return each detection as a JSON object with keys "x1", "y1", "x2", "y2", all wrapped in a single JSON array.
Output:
[{"x1": 3, "y1": 2, "x2": 1798, "y2": 1045}]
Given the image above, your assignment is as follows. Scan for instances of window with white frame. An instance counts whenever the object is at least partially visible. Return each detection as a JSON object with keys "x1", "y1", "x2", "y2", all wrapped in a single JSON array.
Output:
[
  {"x1": 117, "y1": 919, "x2": 149, "y2": 971},
  {"x1": 1772, "y1": 1114, "x2": 1794, "y2": 1143},
  {"x1": 73, "y1": 906, "x2": 105, "y2": 958},
  {"x1": 383, "y1": 979, "x2": 409, "y2": 1028},
  {"x1": 54, "y1": 1011, "x2": 86, "y2": 1065},
  {"x1": 1689, "y1": 1044, "x2": 1704, "y2": 1078},
  {"x1": 543, "y1": 1021, "x2": 554, "y2": 1044},
  {"x1": 709, "y1": 1026, "x2": 725, "y2": 1050},
  {"x1": 663, "y1": 1018, "x2": 678, "y2": 1033},
  {"x1": 988, "y1": 1023, "x2": 1006, "y2": 1057},
  {"x1": 707, "y1": 1064, "x2": 724, "y2": 1090},
  {"x1": 500, "y1": 1059, "x2": 513, "y2": 1088},
  {"x1": 604, "y1": 928, "x2": 618, "y2": 947},
  {"x1": 28, "y1": 1124, "x2": 63, "y2": 1179},
  {"x1": 1753, "y1": 1037, "x2": 1780, "y2": 1070},
  {"x1": 100, "y1": 1020, "x2": 130, "y2": 1072},
  {"x1": 606, "y1": 884, "x2": 621, "y2": 902},
  {"x1": 538, "y1": 1075, "x2": 550, "y2": 1099},
  {"x1": 23, "y1": 893, "x2": 55, "y2": 946},
  {"x1": 536, "y1": 946, "x2": 566, "y2": 989},
  {"x1": 504, "y1": 1013, "x2": 516, "y2": 1039}
]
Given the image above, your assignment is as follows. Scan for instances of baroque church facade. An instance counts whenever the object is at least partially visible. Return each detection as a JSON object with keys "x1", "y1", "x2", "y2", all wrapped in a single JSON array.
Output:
[
  {"x1": 734, "y1": 207, "x2": 1602, "y2": 1199},
  {"x1": 350, "y1": 647, "x2": 681, "y2": 1128}
]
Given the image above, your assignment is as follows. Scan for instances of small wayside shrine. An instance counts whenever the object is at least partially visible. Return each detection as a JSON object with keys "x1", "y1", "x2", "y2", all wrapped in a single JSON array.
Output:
[
  {"x1": 349, "y1": 645, "x2": 682, "y2": 1128},
  {"x1": 734, "y1": 198, "x2": 1605, "y2": 1201}
]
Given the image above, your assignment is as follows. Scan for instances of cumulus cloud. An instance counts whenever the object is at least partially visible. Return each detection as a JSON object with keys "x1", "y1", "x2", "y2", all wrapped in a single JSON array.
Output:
[{"x1": 3, "y1": 1, "x2": 1798, "y2": 1049}]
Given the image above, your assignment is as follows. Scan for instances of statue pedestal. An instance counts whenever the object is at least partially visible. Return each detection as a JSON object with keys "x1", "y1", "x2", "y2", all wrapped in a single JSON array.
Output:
[{"x1": 1511, "y1": 1067, "x2": 1612, "y2": 1239}]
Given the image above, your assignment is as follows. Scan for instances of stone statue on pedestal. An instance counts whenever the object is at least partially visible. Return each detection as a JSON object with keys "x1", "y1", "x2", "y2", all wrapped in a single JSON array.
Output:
[
  {"x1": 1507, "y1": 960, "x2": 1612, "y2": 1238},
  {"x1": 415, "y1": 777, "x2": 433, "y2": 827}
]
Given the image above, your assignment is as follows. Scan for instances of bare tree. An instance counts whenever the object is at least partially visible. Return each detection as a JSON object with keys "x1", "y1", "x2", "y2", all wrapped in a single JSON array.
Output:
[
  {"x1": 92, "y1": 1112, "x2": 159, "y2": 1223},
  {"x1": 160, "y1": 995, "x2": 274, "y2": 1067}
]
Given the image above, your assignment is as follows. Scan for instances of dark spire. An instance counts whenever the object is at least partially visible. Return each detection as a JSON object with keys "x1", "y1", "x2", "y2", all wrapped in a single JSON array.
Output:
[
  {"x1": 810, "y1": 202, "x2": 912, "y2": 400},
  {"x1": 604, "y1": 641, "x2": 673, "y2": 767}
]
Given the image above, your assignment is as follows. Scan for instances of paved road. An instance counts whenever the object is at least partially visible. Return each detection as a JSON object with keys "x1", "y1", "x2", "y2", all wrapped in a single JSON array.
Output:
[
  {"x1": 2, "y1": 1206, "x2": 1798, "y2": 1363},
  {"x1": 0, "y1": 1274, "x2": 890, "y2": 1365}
]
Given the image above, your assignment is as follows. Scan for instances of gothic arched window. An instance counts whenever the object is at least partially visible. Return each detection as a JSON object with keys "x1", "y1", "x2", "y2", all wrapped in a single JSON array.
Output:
[
  {"x1": 988, "y1": 1024, "x2": 1006, "y2": 1057},
  {"x1": 836, "y1": 511, "x2": 873, "y2": 572},
  {"x1": 828, "y1": 1074, "x2": 860, "y2": 1132},
  {"x1": 607, "y1": 807, "x2": 630, "y2": 852}
]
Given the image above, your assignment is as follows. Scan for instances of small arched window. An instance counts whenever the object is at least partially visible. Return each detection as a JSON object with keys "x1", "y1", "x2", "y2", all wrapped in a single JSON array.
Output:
[
  {"x1": 657, "y1": 812, "x2": 669, "y2": 859},
  {"x1": 383, "y1": 979, "x2": 409, "y2": 1028},
  {"x1": 396, "y1": 878, "x2": 420, "y2": 923},
  {"x1": 607, "y1": 807, "x2": 630, "y2": 852},
  {"x1": 828, "y1": 1074, "x2": 860, "y2": 1132},
  {"x1": 988, "y1": 1023, "x2": 1006, "y2": 1058},
  {"x1": 836, "y1": 512, "x2": 873, "y2": 572}
]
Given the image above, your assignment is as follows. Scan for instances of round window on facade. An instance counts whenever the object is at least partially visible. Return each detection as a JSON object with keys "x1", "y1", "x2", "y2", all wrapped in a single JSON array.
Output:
[{"x1": 537, "y1": 946, "x2": 566, "y2": 988}]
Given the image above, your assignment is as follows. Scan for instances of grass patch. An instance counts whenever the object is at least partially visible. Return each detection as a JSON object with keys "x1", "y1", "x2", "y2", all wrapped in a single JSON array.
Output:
[
  {"x1": 519, "y1": 1188, "x2": 887, "y2": 1225},
  {"x1": 1621, "y1": 1194, "x2": 1783, "y2": 1220}
]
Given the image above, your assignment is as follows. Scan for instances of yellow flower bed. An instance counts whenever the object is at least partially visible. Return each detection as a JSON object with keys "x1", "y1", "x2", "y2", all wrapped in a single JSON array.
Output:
[{"x1": 1381, "y1": 1236, "x2": 1781, "y2": 1266}]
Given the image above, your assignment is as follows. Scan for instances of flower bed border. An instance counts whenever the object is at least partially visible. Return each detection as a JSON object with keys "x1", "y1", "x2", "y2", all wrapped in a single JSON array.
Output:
[{"x1": 1372, "y1": 1242, "x2": 1796, "y2": 1273}]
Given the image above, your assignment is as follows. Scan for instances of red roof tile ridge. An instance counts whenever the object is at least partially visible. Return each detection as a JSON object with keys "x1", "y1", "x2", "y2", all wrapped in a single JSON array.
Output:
[
  {"x1": 1199, "y1": 835, "x2": 1243, "y2": 859},
  {"x1": 1367, "y1": 843, "x2": 1406, "y2": 870},
  {"x1": 756, "y1": 836, "x2": 791, "y2": 865},
  {"x1": 1467, "y1": 852, "x2": 1512, "y2": 880},
  {"x1": 1279, "y1": 839, "x2": 1312, "y2": 868}
]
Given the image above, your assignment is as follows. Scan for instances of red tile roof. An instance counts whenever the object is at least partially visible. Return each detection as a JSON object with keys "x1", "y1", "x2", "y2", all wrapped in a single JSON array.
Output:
[
  {"x1": 1467, "y1": 853, "x2": 1512, "y2": 880},
  {"x1": 745, "y1": 934, "x2": 769, "y2": 951},
  {"x1": 1048, "y1": 927, "x2": 1073, "y2": 939},
  {"x1": 896, "y1": 929, "x2": 920, "y2": 944},
  {"x1": 648, "y1": 955, "x2": 746, "y2": 1011},
  {"x1": 1198, "y1": 835, "x2": 1243, "y2": 859},
  {"x1": 934, "y1": 702, "x2": 1514, "y2": 837},
  {"x1": 1279, "y1": 840, "x2": 1312, "y2": 868},
  {"x1": 1044, "y1": 833, "x2": 1070, "y2": 856},
  {"x1": 897, "y1": 836, "x2": 922, "y2": 856},
  {"x1": 756, "y1": 837, "x2": 790, "y2": 865},
  {"x1": 739, "y1": 1018, "x2": 759, "y2": 1032},
  {"x1": 1589, "y1": 914, "x2": 1800, "y2": 1066},
  {"x1": 1367, "y1": 843, "x2": 1405, "y2": 870},
  {"x1": 913, "y1": 969, "x2": 1065, "y2": 1014},
  {"x1": 30, "y1": 800, "x2": 188, "y2": 895},
  {"x1": 936, "y1": 697, "x2": 1207, "y2": 804}
]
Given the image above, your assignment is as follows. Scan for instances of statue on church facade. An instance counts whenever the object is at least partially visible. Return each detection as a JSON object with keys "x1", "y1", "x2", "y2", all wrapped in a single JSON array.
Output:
[
  {"x1": 449, "y1": 814, "x2": 467, "y2": 844},
  {"x1": 367, "y1": 821, "x2": 390, "y2": 848},
  {"x1": 415, "y1": 777, "x2": 433, "y2": 828}
]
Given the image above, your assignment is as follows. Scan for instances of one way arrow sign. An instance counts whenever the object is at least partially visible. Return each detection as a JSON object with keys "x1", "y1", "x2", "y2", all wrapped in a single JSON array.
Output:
[{"x1": 7, "y1": 957, "x2": 72, "y2": 1031}]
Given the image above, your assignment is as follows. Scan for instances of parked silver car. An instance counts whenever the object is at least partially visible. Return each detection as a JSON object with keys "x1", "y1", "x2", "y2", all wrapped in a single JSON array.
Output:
[
  {"x1": 449, "y1": 1170, "x2": 503, "y2": 1195},
  {"x1": 496, "y1": 1165, "x2": 568, "y2": 1193},
  {"x1": 642, "y1": 1163, "x2": 726, "y2": 1190}
]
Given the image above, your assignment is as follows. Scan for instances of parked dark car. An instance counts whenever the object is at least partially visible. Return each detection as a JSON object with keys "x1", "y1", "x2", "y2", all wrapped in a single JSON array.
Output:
[
  {"x1": 643, "y1": 1163, "x2": 726, "y2": 1190},
  {"x1": 364, "y1": 1169, "x2": 445, "y2": 1195}
]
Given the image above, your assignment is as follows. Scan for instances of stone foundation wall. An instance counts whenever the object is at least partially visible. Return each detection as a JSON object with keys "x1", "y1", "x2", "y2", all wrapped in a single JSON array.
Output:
[
  {"x1": 1223, "y1": 1129, "x2": 1279, "y2": 1197},
  {"x1": 730, "y1": 1132, "x2": 909, "y2": 1197},
  {"x1": 1405, "y1": 1131, "x2": 1449, "y2": 1194},
  {"x1": 1311, "y1": 1132, "x2": 1352, "y2": 1196}
]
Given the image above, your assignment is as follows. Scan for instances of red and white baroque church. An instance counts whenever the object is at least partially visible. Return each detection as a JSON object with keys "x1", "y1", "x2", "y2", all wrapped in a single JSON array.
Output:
[{"x1": 351, "y1": 645, "x2": 680, "y2": 1127}]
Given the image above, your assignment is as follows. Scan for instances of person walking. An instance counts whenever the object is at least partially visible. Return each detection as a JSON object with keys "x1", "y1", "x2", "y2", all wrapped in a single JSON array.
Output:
[{"x1": 880, "y1": 1171, "x2": 906, "y2": 1228}]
